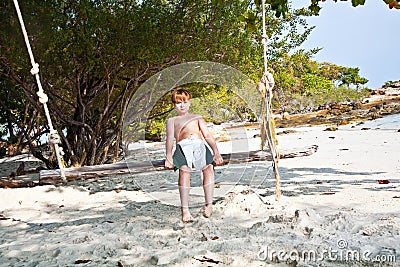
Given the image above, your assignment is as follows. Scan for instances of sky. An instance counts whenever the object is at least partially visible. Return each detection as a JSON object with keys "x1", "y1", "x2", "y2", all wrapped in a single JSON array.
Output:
[{"x1": 293, "y1": 0, "x2": 400, "y2": 89}]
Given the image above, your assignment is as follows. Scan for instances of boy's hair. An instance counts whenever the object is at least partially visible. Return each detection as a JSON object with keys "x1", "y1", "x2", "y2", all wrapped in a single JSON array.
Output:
[{"x1": 172, "y1": 89, "x2": 192, "y2": 103}]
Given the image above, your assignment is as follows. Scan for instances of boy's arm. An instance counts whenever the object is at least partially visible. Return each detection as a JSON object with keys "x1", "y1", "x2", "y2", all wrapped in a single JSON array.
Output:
[
  {"x1": 198, "y1": 117, "x2": 223, "y2": 165},
  {"x1": 165, "y1": 118, "x2": 175, "y2": 169}
]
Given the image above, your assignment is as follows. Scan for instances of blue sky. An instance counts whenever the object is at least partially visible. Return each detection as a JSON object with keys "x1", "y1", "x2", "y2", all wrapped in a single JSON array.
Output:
[{"x1": 293, "y1": 0, "x2": 400, "y2": 89}]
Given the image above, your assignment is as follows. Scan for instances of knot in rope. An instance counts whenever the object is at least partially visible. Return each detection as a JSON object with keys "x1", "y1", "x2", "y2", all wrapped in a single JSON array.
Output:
[
  {"x1": 264, "y1": 72, "x2": 275, "y2": 91},
  {"x1": 37, "y1": 90, "x2": 48, "y2": 104},
  {"x1": 58, "y1": 146, "x2": 65, "y2": 156},
  {"x1": 257, "y1": 72, "x2": 275, "y2": 98},
  {"x1": 261, "y1": 34, "x2": 268, "y2": 45},
  {"x1": 48, "y1": 130, "x2": 61, "y2": 144},
  {"x1": 30, "y1": 63, "x2": 40, "y2": 75}
]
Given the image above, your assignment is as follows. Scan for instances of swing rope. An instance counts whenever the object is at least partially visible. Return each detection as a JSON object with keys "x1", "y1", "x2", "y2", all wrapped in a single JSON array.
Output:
[
  {"x1": 13, "y1": 0, "x2": 66, "y2": 182},
  {"x1": 260, "y1": 0, "x2": 281, "y2": 201}
]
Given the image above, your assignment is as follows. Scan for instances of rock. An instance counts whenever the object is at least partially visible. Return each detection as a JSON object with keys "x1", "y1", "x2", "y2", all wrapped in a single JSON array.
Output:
[
  {"x1": 374, "y1": 81, "x2": 400, "y2": 96},
  {"x1": 337, "y1": 120, "x2": 349, "y2": 126},
  {"x1": 7, "y1": 144, "x2": 15, "y2": 156},
  {"x1": 16, "y1": 162, "x2": 25, "y2": 176},
  {"x1": 370, "y1": 113, "x2": 382, "y2": 120},
  {"x1": 273, "y1": 94, "x2": 400, "y2": 129},
  {"x1": 324, "y1": 126, "x2": 338, "y2": 131}
]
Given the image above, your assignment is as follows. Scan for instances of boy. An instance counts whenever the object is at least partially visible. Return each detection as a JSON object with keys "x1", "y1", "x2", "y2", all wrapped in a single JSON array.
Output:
[{"x1": 165, "y1": 89, "x2": 223, "y2": 223}]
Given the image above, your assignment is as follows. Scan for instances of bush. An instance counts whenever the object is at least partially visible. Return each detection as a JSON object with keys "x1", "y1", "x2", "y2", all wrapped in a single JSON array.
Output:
[
  {"x1": 300, "y1": 73, "x2": 333, "y2": 96},
  {"x1": 282, "y1": 85, "x2": 371, "y2": 114}
]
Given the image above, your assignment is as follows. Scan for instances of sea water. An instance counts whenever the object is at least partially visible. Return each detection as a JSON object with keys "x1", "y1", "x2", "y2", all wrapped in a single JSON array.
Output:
[{"x1": 343, "y1": 113, "x2": 400, "y2": 131}]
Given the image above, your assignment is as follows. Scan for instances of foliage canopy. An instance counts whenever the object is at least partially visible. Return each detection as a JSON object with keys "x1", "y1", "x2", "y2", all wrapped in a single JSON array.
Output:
[
  {"x1": 265, "y1": 0, "x2": 400, "y2": 17},
  {"x1": 0, "y1": 0, "x2": 371, "y2": 167}
]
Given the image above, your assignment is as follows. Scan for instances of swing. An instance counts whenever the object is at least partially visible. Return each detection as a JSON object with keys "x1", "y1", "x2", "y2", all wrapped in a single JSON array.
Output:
[
  {"x1": 258, "y1": 0, "x2": 281, "y2": 201},
  {"x1": 13, "y1": 0, "x2": 66, "y2": 181}
]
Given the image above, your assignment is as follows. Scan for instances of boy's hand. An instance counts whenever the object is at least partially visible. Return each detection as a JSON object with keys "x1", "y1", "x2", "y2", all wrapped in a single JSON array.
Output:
[
  {"x1": 213, "y1": 153, "x2": 223, "y2": 166},
  {"x1": 164, "y1": 158, "x2": 174, "y2": 170}
]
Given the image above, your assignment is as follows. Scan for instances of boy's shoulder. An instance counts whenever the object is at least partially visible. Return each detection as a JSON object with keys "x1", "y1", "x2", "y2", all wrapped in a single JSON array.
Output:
[
  {"x1": 166, "y1": 116, "x2": 175, "y2": 122},
  {"x1": 189, "y1": 113, "x2": 203, "y2": 119},
  {"x1": 187, "y1": 114, "x2": 205, "y2": 124},
  {"x1": 169, "y1": 113, "x2": 203, "y2": 122}
]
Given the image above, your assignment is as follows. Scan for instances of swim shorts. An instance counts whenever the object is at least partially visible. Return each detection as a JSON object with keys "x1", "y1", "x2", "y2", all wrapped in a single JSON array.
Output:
[{"x1": 173, "y1": 137, "x2": 214, "y2": 171}]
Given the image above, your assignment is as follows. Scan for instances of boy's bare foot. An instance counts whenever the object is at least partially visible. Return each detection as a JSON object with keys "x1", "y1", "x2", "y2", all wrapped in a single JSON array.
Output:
[
  {"x1": 201, "y1": 204, "x2": 213, "y2": 218},
  {"x1": 181, "y1": 207, "x2": 194, "y2": 223}
]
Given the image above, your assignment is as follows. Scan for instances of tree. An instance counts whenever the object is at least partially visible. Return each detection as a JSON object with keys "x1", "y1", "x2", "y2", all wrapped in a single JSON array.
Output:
[
  {"x1": 339, "y1": 67, "x2": 369, "y2": 88},
  {"x1": 267, "y1": 49, "x2": 369, "y2": 113},
  {"x1": 142, "y1": 4, "x2": 317, "y2": 140},
  {"x1": 2, "y1": 0, "x2": 315, "y2": 166},
  {"x1": 318, "y1": 62, "x2": 344, "y2": 84},
  {"x1": 300, "y1": 73, "x2": 333, "y2": 95},
  {"x1": 3, "y1": 0, "x2": 370, "y2": 167},
  {"x1": 318, "y1": 63, "x2": 368, "y2": 88}
]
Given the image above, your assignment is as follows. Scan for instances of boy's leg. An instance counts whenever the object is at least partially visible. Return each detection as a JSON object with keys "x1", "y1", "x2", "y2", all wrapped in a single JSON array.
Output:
[
  {"x1": 178, "y1": 168, "x2": 193, "y2": 223},
  {"x1": 201, "y1": 164, "x2": 215, "y2": 218}
]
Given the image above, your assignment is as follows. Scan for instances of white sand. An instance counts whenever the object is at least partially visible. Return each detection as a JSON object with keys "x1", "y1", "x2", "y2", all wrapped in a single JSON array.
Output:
[{"x1": 0, "y1": 117, "x2": 399, "y2": 266}]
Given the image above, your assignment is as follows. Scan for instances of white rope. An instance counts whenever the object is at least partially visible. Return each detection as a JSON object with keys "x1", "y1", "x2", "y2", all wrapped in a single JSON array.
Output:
[
  {"x1": 37, "y1": 90, "x2": 49, "y2": 104},
  {"x1": 261, "y1": 1, "x2": 275, "y2": 96},
  {"x1": 13, "y1": 0, "x2": 66, "y2": 181},
  {"x1": 261, "y1": 0, "x2": 281, "y2": 201},
  {"x1": 48, "y1": 130, "x2": 61, "y2": 144}
]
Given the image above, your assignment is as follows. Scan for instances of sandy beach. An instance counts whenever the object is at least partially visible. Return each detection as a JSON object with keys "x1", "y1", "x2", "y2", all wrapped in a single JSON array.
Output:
[{"x1": 0, "y1": 114, "x2": 399, "y2": 266}]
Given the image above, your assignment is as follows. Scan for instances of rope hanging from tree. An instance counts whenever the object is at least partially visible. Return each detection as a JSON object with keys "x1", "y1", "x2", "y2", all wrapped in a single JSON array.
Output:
[
  {"x1": 258, "y1": 0, "x2": 281, "y2": 201},
  {"x1": 13, "y1": 0, "x2": 66, "y2": 182}
]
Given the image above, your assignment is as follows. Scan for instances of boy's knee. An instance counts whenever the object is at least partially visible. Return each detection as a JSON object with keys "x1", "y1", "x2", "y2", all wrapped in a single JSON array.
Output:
[
  {"x1": 202, "y1": 165, "x2": 215, "y2": 179},
  {"x1": 179, "y1": 166, "x2": 192, "y2": 174},
  {"x1": 202, "y1": 164, "x2": 214, "y2": 172}
]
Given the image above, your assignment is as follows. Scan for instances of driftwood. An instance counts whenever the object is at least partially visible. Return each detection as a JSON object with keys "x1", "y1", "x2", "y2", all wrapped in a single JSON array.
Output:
[
  {"x1": 0, "y1": 178, "x2": 36, "y2": 188},
  {"x1": 38, "y1": 145, "x2": 318, "y2": 185}
]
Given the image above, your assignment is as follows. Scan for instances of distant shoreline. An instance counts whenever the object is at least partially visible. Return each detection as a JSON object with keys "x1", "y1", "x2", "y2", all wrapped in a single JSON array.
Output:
[{"x1": 273, "y1": 95, "x2": 400, "y2": 128}]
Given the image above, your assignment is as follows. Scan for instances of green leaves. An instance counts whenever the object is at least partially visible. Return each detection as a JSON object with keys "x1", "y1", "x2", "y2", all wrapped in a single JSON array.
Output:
[
  {"x1": 265, "y1": 0, "x2": 289, "y2": 17},
  {"x1": 386, "y1": 0, "x2": 400, "y2": 9},
  {"x1": 339, "y1": 67, "x2": 369, "y2": 87},
  {"x1": 351, "y1": 0, "x2": 366, "y2": 7},
  {"x1": 263, "y1": 0, "x2": 400, "y2": 17},
  {"x1": 238, "y1": 11, "x2": 258, "y2": 33},
  {"x1": 1, "y1": 0, "x2": 377, "y2": 163},
  {"x1": 301, "y1": 73, "x2": 333, "y2": 95},
  {"x1": 269, "y1": 49, "x2": 370, "y2": 113}
]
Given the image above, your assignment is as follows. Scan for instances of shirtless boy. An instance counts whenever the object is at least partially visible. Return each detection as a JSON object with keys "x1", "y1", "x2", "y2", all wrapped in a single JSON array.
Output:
[{"x1": 165, "y1": 89, "x2": 223, "y2": 223}]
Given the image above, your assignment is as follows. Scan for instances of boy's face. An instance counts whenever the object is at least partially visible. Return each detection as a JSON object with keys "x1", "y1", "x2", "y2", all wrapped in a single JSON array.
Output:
[{"x1": 174, "y1": 99, "x2": 191, "y2": 114}]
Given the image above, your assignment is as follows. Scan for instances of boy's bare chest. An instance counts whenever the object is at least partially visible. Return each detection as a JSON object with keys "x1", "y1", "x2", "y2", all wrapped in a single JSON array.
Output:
[
  {"x1": 175, "y1": 118, "x2": 199, "y2": 132},
  {"x1": 174, "y1": 117, "x2": 201, "y2": 139}
]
